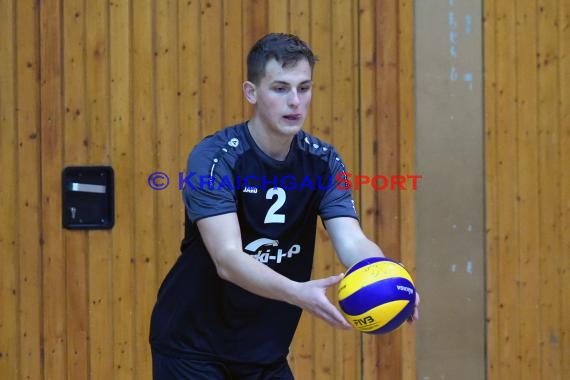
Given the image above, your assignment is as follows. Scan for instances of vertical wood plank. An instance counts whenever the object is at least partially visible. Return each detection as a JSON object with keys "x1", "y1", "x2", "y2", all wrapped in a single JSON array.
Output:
[
  {"x1": 40, "y1": 0, "x2": 67, "y2": 378},
  {"x1": 132, "y1": 0, "x2": 157, "y2": 376},
  {"x1": 222, "y1": 0, "x2": 244, "y2": 125},
  {"x1": 496, "y1": 0, "x2": 520, "y2": 378},
  {"x1": 243, "y1": 0, "x2": 268, "y2": 49},
  {"x1": 398, "y1": 1, "x2": 417, "y2": 379},
  {"x1": 155, "y1": 0, "x2": 181, "y2": 288},
  {"x1": 483, "y1": 0, "x2": 499, "y2": 378},
  {"x1": 109, "y1": 0, "x2": 135, "y2": 376},
  {"x1": 309, "y1": 0, "x2": 332, "y2": 141},
  {"x1": 485, "y1": 0, "x2": 569, "y2": 377},
  {"x1": 62, "y1": 0, "x2": 89, "y2": 377},
  {"x1": 16, "y1": 1, "x2": 42, "y2": 378},
  {"x1": 0, "y1": 0, "x2": 19, "y2": 377},
  {"x1": 85, "y1": 0, "x2": 114, "y2": 377},
  {"x1": 289, "y1": 0, "x2": 309, "y2": 42},
  {"x1": 559, "y1": 0, "x2": 570, "y2": 374},
  {"x1": 358, "y1": 0, "x2": 379, "y2": 379},
  {"x1": 516, "y1": 1, "x2": 541, "y2": 379},
  {"x1": 178, "y1": 0, "x2": 202, "y2": 165},
  {"x1": 200, "y1": 0, "x2": 223, "y2": 135},
  {"x1": 153, "y1": 5, "x2": 183, "y2": 375},
  {"x1": 375, "y1": 0, "x2": 402, "y2": 377},
  {"x1": 537, "y1": 0, "x2": 561, "y2": 377},
  {"x1": 267, "y1": 0, "x2": 289, "y2": 33},
  {"x1": 331, "y1": 1, "x2": 359, "y2": 379}
]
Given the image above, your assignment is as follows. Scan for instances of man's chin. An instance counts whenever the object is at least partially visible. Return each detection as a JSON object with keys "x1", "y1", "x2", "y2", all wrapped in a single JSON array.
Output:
[
  {"x1": 281, "y1": 125, "x2": 303, "y2": 136},
  {"x1": 280, "y1": 121, "x2": 304, "y2": 132}
]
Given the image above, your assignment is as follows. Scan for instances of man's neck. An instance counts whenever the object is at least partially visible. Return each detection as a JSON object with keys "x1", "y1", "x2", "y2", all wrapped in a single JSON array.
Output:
[{"x1": 247, "y1": 119, "x2": 295, "y2": 161}]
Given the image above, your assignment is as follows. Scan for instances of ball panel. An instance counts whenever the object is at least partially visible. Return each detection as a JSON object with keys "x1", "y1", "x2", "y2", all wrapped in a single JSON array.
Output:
[
  {"x1": 338, "y1": 262, "x2": 414, "y2": 300},
  {"x1": 341, "y1": 300, "x2": 410, "y2": 332},
  {"x1": 372, "y1": 300, "x2": 416, "y2": 334},
  {"x1": 345, "y1": 256, "x2": 388, "y2": 276},
  {"x1": 338, "y1": 277, "x2": 415, "y2": 315}
]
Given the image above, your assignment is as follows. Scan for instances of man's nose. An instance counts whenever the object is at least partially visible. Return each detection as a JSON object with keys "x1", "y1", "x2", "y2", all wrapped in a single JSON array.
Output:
[{"x1": 288, "y1": 89, "x2": 300, "y2": 107}]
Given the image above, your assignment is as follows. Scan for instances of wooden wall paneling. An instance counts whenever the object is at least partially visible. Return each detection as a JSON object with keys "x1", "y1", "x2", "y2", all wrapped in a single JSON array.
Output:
[
  {"x1": 243, "y1": 0, "x2": 268, "y2": 51},
  {"x1": 200, "y1": 0, "x2": 223, "y2": 136},
  {"x1": 537, "y1": 0, "x2": 562, "y2": 377},
  {"x1": 483, "y1": 0, "x2": 499, "y2": 377},
  {"x1": 0, "y1": 0, "x2": 19, "y2": 378},
  {"x1": 495, "y1": 1, "x2": 520, "y2": 378},
  {"x1": 486, "y1": 0, "x2": 569, "y2": 377},
  {"x1": 178, "y1": 0, "x2": 202, "y2": 166},
  {"x1": 85, "y1": 0, "x2": 114, "y2": 377},
  {"x1": 155, "y1": 0, "x2": 181, "y2": 291},
  {"x1": 374, "y1": 0, "x2": 402, "y2": 378},
  {"x1": 358, "y1": 0, "x2": 380, "y2": 379},
  {"x1": 132, "y1": 0, "x2": 157, "y2": 376},
  {"x1": 309, "y1": 0, "x2": 331, "y2": 141},
  {"x1": 109, "y1": 0, "x2": 135, "y2": 376},
  {"x1": 397, "y1": 1, "x2": 416, "y2": 379},
  {"x1": 16, "y1": 1, "x2": 42, "y2": 378},
  {"x1": 289, "y1": 280, "x2": 315, "y2": 378},
  {"x1": 289, "y1": 0, "x2": 309, "y2": 42},
  {"x1": 222, "y1": 0, "x2": 245, "y2": 125},
  {"x1": 331, "y1": 1, "x2": 359, "y2": 379},
  {"x1": 62, "y1": 0, "x2": 89, "y2": 377},
  {"x1": 40, "y1": 0, "x2": 67, "y2": 377},
  {"x1": 515, "y1": 1, "x2": 541, "y2": 379},
  {"x1": 267, "y1": 0, "x2": 289, "y2": 33},
  {"x1": 560, "y1": 0, "x2": 570, "y2": 373}
]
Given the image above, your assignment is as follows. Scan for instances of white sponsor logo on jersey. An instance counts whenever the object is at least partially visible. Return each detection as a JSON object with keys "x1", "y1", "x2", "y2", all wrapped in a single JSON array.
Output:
[{"x1": 244, "y1": 238, "x2": 301, "y2": 264}]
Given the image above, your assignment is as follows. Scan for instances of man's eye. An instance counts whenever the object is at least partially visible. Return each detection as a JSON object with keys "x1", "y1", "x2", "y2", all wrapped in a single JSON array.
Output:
[
  {"x1": 299, "y1": 86, "x2": 311, "y2": 93},
  {"x1": 274, "y1": 87, "x2": 287, "y2": 93}
]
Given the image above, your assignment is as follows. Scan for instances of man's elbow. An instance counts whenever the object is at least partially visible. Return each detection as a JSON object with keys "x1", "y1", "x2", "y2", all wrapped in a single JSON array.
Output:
[
  {"x1": 215, "y1": 262, "x2": 232, "y2": 281},
  {"x1": 209, "y1": 247, "x2": 241, "y2": 281}
]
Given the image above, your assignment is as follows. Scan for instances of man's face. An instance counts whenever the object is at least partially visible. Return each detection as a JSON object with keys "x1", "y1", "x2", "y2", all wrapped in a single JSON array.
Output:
[{"x1": 250, "y1": 58, "x2": 313, "y2": 137}]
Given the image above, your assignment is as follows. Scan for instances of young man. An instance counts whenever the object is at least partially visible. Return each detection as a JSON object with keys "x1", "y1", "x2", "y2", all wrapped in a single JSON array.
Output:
[{"x1": 150, "y1": 33, "x2": 419, "y2": 379}]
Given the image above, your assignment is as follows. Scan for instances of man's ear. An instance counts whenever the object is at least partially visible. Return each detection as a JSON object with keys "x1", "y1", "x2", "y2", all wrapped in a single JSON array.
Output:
[{"x1": 243, "y1": 81, "x2": 257, "y2": 104}]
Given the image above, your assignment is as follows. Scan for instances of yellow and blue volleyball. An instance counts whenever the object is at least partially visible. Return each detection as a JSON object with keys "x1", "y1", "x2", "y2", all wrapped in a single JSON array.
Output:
[{"x1": 338, "y1": 257, "x2": 416, "y2": 334}]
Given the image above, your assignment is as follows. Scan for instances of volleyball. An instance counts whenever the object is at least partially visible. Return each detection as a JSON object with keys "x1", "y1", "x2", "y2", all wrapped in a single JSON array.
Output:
[{"x1": 338, "y1": 257, "x2": 416, "y2": 334}]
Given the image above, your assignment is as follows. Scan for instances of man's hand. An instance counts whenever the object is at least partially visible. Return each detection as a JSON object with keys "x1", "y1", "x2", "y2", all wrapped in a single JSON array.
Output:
[
  {"x1": 291, "y1": 274, "x2": 352, "y2": 330},
  {"x1": 408, "y1": 291, "x2": 420, "y2": 323}
]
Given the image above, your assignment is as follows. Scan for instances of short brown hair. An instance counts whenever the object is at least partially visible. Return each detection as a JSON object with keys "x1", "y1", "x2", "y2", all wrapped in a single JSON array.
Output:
[{"x1": 247, "y1": 33, "x2": 317, "y2": 84}]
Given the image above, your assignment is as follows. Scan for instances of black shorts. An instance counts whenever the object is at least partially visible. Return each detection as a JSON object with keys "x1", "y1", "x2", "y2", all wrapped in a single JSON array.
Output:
[{"x1": 152, "y1": 350, "x2": 295, "y2": 380}]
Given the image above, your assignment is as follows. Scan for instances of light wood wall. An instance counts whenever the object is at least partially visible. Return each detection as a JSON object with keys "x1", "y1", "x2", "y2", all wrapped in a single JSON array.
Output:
[
  {"x1": 0, "y1": 1, "x2": 415, "y2": 379},
  {"x1": 484, "y1": 0, "x2": 570, "y2": 379}
]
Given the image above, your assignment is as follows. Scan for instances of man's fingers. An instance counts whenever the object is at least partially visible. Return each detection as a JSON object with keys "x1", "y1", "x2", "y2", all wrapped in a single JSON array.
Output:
[
  {"x1": 318, "y1": 273, "x2": 344, "y2": 288},
  {"x1": 323, "y1": 306, "x2": 352, "y2": 329}
]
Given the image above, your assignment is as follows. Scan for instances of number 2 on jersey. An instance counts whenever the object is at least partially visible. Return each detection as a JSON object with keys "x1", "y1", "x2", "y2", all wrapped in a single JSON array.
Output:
[{"x1": 264, "y1": 187, "x2": 286, "y2": 223}]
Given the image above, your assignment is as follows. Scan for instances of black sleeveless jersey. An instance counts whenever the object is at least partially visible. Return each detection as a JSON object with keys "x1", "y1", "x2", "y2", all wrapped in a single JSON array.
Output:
[{"x1": 150, "y1": 122, "x2": 358, "y2": 364}]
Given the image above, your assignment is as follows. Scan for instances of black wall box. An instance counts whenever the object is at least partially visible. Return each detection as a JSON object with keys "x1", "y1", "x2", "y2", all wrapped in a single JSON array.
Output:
[{"x1": 62, "y1": 166, "x2": 115, "y2": 230}]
